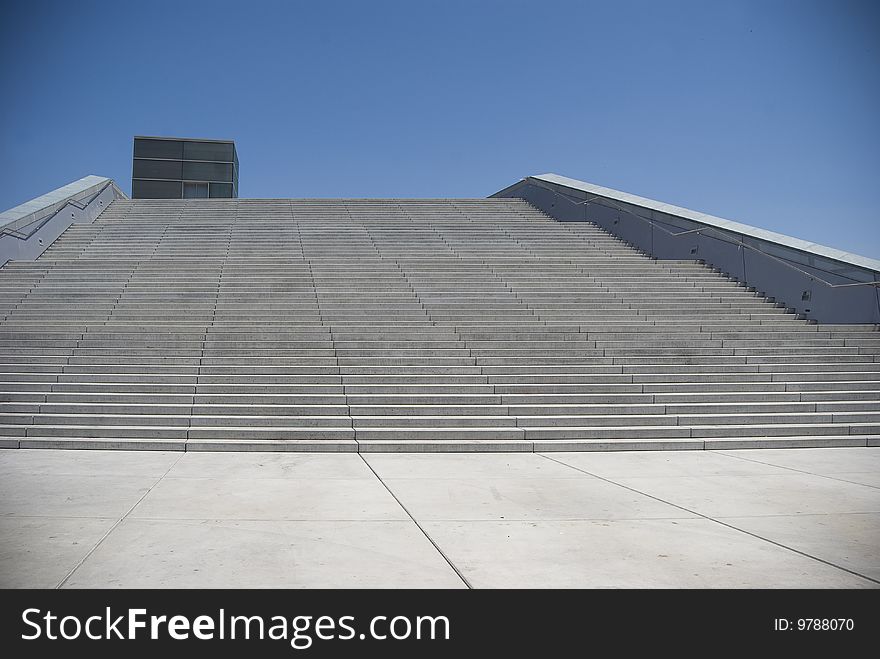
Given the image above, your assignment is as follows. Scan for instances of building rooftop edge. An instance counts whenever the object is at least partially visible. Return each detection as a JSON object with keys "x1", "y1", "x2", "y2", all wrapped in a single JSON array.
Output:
[{"x1": 134, "y1": 135, "x2": 236, "y2": 144}]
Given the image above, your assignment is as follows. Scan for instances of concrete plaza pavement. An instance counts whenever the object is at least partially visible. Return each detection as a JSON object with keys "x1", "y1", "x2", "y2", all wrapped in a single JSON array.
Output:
[{"x1": 1, "y1": 447, "x2": 878, "y2": 588}]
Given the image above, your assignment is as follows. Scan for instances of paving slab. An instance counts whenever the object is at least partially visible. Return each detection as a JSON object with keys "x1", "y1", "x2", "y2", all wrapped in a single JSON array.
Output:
[
  {"x1": 420, "y1": 518, "x2": 875, "y2": 588},
  {"x1": 382, "y1": 476, "x2": 694, "y2": 521},
  {"x1": 610, "y1": 472, "x2": 880, "y2": 518},
  {"x1": 719, "y1": 447, "x2": 880, "y2": 476},
  {"x1": 3, "y1": 447, "x2": 879, "y2": 588},
  {"x1": 0, "y1": 448, "x2": 179, "y2": 477},
  {"x1": 827, "y1": 472, "x2": 880, "y2": 488},
  {"x1": 718, "y1": 512, "x2": 880, "y2": 582},
  {"x1": 168, "y1": 452, "x2": 374, "y2": 480},
  {"x1": 363, "y1": 452, "x2": 581, "y2": 480},
  {"x1": 130, "y1": 476, "x2": 409, "y2": 521},
  {"x1": 62, "y1": 519, "x2": 465, "y2": 588},
  {"x1": 0, "y1": 472, "x2": 156, "y2": 518},
  {"x1": 543, "y1": 450, "x2": 789, "y2": 479},
  {"x1": 0, "y1": 516, "x2": 115, "y2": 588}
]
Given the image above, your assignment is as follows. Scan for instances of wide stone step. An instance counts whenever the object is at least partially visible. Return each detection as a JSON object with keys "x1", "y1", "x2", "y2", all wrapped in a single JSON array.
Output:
[
  {"x1": 354, "y1": 428, "x2": 525, "y2": 440},
  {"x1": 1, "y1": 196, "x2": 877, "y2": 452},
  {"x1": 688, "y1": 423, "x2": 866, "y2": 438}
]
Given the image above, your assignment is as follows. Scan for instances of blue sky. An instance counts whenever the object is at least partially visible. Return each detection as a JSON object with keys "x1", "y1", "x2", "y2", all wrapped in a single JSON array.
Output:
[{"x1": 1, "y1": 0, "x2": 878, "y2": 256}]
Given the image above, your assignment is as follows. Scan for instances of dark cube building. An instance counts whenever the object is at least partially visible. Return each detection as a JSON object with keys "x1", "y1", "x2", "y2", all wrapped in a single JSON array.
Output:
[{"x1": 131, "y1": 136, "x2": 238, "y2": 199}]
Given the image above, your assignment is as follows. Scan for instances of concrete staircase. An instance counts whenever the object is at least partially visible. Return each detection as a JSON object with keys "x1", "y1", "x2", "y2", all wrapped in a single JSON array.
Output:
[{"x1": 1, "y1": 198, "x2": 878, "y2": 452}]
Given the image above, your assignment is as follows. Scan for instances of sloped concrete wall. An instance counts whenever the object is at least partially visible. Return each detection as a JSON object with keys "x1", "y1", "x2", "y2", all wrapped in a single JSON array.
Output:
[
  {"x1": 493, "y1": 175, "x2": 880, "y2": 324},
  {"x1": 0, "y1": 176, "x2": 126, "y2": 267}
]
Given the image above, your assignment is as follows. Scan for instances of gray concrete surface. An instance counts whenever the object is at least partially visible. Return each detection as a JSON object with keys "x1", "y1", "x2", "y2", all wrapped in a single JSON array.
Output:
[
  {"x1": 3, "y1": 198, "x2": 879, "y2": 453},
  {"x1": 1, "y1": 447, "x2": 878, "y2": 588}
]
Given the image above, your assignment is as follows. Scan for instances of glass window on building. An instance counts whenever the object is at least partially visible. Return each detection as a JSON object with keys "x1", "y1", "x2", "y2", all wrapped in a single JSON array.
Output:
[
  {"x1": 182, "y1": 161, "x2": 234, "y2": 182},
  {"x1": 183, "y1": 182, "x2": 209, "y2": 198},
  {"x1": 132, "y1": 180, "x2": 182, "y2": 199},
  {"x1": 183, "y1": 141, "x2": 235, "y2": 162},
  {"x1": 132, "y1": 159, "x2": 183, "y2": 180},
  {"x1": 209, "y1": 183, "x2": 234, "y2": 198}
]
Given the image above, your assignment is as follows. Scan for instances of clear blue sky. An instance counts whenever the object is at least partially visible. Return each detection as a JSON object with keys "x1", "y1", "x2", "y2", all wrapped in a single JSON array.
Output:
[{"x1": 2, "y1": 0, "x2": 878, "y2": 256}]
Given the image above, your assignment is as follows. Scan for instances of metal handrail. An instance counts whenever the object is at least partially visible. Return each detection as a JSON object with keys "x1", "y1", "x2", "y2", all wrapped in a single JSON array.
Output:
[
  {"x1": 0, "y1": 181, "x2": 114, "y2": 241},
  {"x1": 537, "y1": 184, "x2": 880, "y2": 290}
]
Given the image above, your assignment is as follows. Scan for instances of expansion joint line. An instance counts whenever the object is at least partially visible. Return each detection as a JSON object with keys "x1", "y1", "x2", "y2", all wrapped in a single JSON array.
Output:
[
  {"x1": 358, "y1": 454, "x2": 473, "y2": 589},
  {"x1": 718, "y1": 451, "x2": 880, "y2": 491},
  {"x1": 55, "y1": 452, "x2": 186, "y2": 589},
  {"x1": 306, "y1": 261, "x2": 348, "y2": 427}
]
